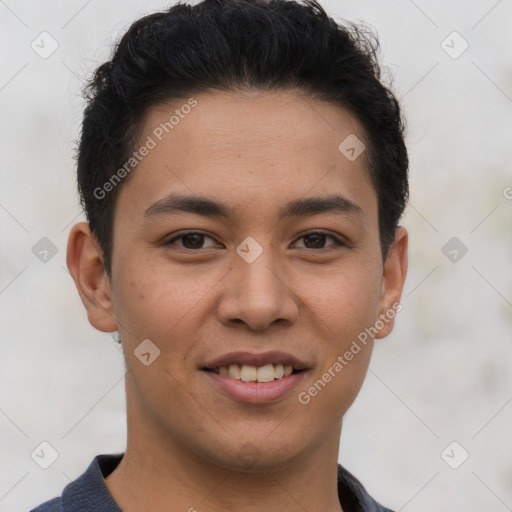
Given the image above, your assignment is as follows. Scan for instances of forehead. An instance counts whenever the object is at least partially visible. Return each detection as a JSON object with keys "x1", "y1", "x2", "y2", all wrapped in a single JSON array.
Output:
[{"x1": 115, "y1": 89, "x2": 376, "y2": 224}]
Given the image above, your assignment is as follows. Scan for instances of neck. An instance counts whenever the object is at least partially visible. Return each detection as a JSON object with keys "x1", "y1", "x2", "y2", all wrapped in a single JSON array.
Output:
[{"x1": 105, "y1": 418, "x2": 344, "y2": 512}]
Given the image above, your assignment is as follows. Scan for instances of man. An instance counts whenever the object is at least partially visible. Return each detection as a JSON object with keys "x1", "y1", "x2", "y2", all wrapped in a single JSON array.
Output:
[{"x1": 31, "y1": 0, "x2": 408, "y2": 510}]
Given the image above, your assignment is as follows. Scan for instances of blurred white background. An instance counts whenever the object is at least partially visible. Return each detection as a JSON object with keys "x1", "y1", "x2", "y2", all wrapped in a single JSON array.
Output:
[{"x1": 1, "y1": 1, "x2": 511, "y2": 510}]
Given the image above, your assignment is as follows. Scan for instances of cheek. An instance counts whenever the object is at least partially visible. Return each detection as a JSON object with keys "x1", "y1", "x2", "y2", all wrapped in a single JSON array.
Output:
[
  {"x1": 297, "y1": 329, "x2": 374, "y2": 423},
  {"x1": 293, "y1": 260, "x2": 380, "y2": 411},
  {"x1": 111, "y1": 257, "x2": 213, "y2": 343},
  {"x1": 111, "y1": 257, "x2": 234, "y2": 383},
  {"x1": 299, "y1": 262, "x2": 382, "y2": 340}
]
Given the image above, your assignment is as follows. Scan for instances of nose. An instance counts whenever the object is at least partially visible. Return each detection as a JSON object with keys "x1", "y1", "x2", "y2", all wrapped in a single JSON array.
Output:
[{"x1": 216, "y1": 246, "x2": 299, "y2": 331}]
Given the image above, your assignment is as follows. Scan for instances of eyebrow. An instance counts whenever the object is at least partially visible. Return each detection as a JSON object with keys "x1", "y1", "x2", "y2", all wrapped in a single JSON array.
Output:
[{"x1": 143, "y1": 193, "x2": 364, "y2": 221}]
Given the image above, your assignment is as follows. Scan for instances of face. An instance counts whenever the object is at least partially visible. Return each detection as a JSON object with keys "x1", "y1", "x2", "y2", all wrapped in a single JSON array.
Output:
[{"x1": 69, "y1": 89, "x2": 407, "y2": 471}]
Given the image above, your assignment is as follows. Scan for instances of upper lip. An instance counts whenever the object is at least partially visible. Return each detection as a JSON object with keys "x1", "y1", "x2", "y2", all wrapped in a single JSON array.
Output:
[{"x1": 203, "y1": 351, "x2": 308, "y2": 371}]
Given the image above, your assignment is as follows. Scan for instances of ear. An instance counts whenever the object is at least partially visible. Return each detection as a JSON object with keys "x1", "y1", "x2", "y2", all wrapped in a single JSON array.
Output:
[
  {"x1": 66, "y1": 222, "x2": 118, "y2": 333},
  {"x1": 375, "y1": 226, "x2": 408, "y2": 339}
]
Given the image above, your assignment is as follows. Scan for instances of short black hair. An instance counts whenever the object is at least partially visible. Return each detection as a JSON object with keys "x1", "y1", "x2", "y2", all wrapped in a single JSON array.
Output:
[{"x1": 77, "y1": 0, "x2": 408, "y2": 277}]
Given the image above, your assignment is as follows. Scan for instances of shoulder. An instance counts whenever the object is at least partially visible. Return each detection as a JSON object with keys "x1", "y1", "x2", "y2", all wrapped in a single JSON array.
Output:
[
  {"x1": 28, "y1": 453, "x2": 123, "y2": 512},
  {"x1": 29, "y1": 496, "x2": 63, "y2": 512},
  {"x1": 337, "y1": 464, "x2": 395, "y2": 512}
]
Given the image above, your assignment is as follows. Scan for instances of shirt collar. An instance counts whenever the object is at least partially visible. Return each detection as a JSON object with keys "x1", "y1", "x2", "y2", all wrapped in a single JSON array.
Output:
[{"x1": 60, "y1": 453, "x2": 392, "y2": 512}]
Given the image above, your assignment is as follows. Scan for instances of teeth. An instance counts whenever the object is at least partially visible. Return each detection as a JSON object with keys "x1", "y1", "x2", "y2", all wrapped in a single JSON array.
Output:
[
  {"x1": 217, "y1": 363, "x2": 297, "y2": 382},
  {"x1": 256, "y1": 364, "x2": 275, "y2": 383},
  {"x1": 228, "y1": 364, "x2": 241, "y2": 379},
  {"x1": 240, "y1": 365, "x2": 257, "y2": 382}
]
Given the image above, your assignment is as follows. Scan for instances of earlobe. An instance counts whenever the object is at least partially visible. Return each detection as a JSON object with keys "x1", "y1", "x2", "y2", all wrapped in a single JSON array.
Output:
[
  {"x1": 375, "y1": 226, "x2": 408, "y2": 339},
  {"x1": 66, "y1": 222, "x2": 118, "y2": 333}
]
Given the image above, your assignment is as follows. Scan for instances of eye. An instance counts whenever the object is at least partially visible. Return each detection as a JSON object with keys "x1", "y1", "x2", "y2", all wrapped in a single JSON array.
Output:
[
  {"x1": 292, "y1": 231, "x2": 345, "y2": 250},
  {"x1": 163, "y1": 230, "x2": 346, "y2": 251},
  {"x1": 164, "y1": 231, "x2": 220, "y2": 250}
]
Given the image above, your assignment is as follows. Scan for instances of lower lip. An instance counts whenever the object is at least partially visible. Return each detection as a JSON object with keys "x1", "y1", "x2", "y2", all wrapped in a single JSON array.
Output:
[{"x1": 202, "y1": 370, "x2": 307, "y2": 403}]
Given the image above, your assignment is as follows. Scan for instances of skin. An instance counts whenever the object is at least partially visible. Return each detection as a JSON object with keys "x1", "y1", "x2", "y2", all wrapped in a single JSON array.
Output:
[{"x1": 67, "y1": 89, "x2": 408, "y2": 512}]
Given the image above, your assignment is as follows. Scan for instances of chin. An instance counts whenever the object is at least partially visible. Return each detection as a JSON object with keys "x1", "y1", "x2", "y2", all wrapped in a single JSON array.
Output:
[{"x1": 199, "y1": 436, "x2": 304, "y2": 474}]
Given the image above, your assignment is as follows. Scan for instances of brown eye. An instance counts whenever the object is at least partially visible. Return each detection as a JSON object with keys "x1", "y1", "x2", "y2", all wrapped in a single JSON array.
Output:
[
  {"x1": 303, "y1": 233, "x2": 327, "y2": 248},
  {"x1": 293, "y1": 231, "x2": 344, "y2": 250},
  {"x1": 164, "y1": 232, "x2": 218, "y2": 250},
  {"x1": 181, "y1": 233, "x2": 205, "y2": 249}
]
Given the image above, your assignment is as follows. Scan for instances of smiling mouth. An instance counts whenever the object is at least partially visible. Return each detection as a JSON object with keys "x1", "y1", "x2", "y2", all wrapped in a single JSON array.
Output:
[{"x1": 203, "y1": 363, "x2": 305, "y2": 383}]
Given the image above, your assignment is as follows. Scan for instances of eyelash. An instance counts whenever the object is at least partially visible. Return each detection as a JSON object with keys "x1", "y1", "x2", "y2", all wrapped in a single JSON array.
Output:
[{"x1": 163, "y1": 230, "x2": 346, "y2": 251}]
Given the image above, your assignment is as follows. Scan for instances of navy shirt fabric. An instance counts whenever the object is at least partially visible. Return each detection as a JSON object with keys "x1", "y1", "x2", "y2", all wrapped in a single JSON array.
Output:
[{"x1": 30, "y1": 453, "x2": 394, "y2": 512}]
